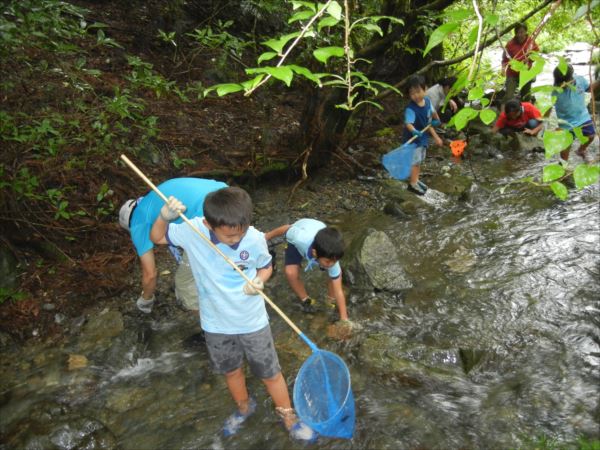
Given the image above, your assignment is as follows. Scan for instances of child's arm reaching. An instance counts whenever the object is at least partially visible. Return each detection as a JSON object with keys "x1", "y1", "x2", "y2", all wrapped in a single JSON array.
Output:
[
  {"x1": 151, "y1": 196, "x2": 185, "y2": 244},
  {"x1": 264, "y1": 224, "x2": 291, "y2": 241},
  {"x1": 243, "y1": 265, "x2": 273, "y2": 295}
]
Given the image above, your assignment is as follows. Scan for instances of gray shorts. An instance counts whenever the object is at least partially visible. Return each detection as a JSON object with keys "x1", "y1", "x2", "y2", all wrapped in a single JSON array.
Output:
[
  {"x1": 204, "y1": 325, "x2": 281, "y2": 379},
  {"x1": 412, "y1": 146, "x2": 427, "y2": 165},
  {"x1": 174, "y1": 251, "x2": 199, "y2": 311}
]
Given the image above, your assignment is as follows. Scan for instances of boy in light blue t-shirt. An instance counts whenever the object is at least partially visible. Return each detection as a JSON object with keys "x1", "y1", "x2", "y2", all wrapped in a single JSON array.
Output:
[
  {"x1": 265, "y1": 218, "x2": 349, "y2": 323},
  {"x1": 150, "y1": 187, "x2": 316, "y2": 443},
  {"x1": 552, "y1": 64, "x2": 599, "y2": 163}
]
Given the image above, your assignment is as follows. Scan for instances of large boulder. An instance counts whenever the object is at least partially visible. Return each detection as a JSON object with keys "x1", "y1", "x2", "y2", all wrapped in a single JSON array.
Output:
[{"x1": 343, "y1": 228, "x2": 412, "y2": 292}]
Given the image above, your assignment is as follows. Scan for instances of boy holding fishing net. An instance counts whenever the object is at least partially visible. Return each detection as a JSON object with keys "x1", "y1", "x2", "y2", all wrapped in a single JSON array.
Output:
[{"x1": 150, "y1": 187, "x2": 317, "y2": 443}]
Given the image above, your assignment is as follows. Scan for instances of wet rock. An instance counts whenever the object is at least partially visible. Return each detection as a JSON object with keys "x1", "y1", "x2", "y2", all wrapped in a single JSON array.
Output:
[
  {"x1": 68, "y1": 354, "x2": 88, "y2": 370},
  {"x1": 443, "y1": 245, "x2": 478, "y2": 273},
  {"x1": 79, "y1": 309, "x2": 124, "y2": 348},
  {"x1": 428, "y1": 169, "x2": 473, "y2": 197},
  {"x1": 344, "y1": 228, "x2": 412, "y2": 293},
  {"x1": 511, "y1": 133, "x2": 544, "y2": 153},
  {"x1": 358, "y1": 333, "x2": 463, "y2": 385}
]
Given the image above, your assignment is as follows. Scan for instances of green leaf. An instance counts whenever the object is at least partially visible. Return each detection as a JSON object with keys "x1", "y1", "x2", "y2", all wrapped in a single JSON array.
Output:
[
  {"x1": 519, "y1": 55, "x2": 545, "y2": 90},
  {"x1": 262, "y1": 32, "x2": 300, "y2": 54},
  {"x1": 354, "y1": 23, "x2": 383, "y2": 36},
  {"x1": 453, "y1": 107, "x2": 478, "y2": 131},
  {"x1": 543, "y1": 129, "x2": 573, "y2": 158},
  {"x1": 445, "y1": 9, "x2": 472, "y2": 21},
  {"x1": 573, "y1": 164, "x2": 600, "y2": 189},
  {"x1": 288, "y1": 10, "x2": 314, "y2": 24},
  {"x1": 289, "y1": 65, "x2": 322, "y2": 85},
  {"x1": 317, "y1": 17, "x2": 339, "y2": 31},
  {"x1": 508, "y1": 59, "x2": 527, "y2": 73},
  {"x1": 423, "y1": 22, "x2": 459, "y2": 56},
  {"x1": 326, "y1": 1, "x2": 343, "y2": 20},
  {"x1": 291, "y1": 1, "x2": 316, "y2": 12},
  {"x1": 313, "y1": 46, "x2": 345, "y2": 63},
  {"x1": 264, "y1": 66, "x2": 294, "y2": 86},
  {"x1": 542, "y1": 164, "x2": 566, "y2": 182},
  {"x1": 467, "y1": 26, "x2": 479, "y2": 47},
  {"x1": 240, "y1": 75, "x2": 265, "y2": 91},
  {"x1": 574, "y1": 0, "x2": 600, "y2": 20},
  {"x1": 480, "y1": 98, "x2": 490, "y2": 107},
  {"x1": 479, "y1": 109, "x2": 496, "y2": 125},
  {"x1": 572, "y1": 126, "x2": 589, "y2": 144},
  {"x1": 557, "y1": 56, "x2": 569, "y2": 76},
  {"x1": 468, "y1": 86, "x2": 484, "y2": 101},
  {"x1": 484, "y1": 13, "x2": 499, "y2": 25},
  {"x1": 257, "y1": 52, "x2": 278, "y2": 64},
  {"x1": 550, "y1": 181, "x2": 568, "y2": 200},
  {"x1": 210, "y1": 83, "x2": 244, "y2": 96}
]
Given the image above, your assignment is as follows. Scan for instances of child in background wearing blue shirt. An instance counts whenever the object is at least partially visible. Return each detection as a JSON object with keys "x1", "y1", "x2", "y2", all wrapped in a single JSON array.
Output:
[
  {"x1": 403, "y1": 75, "x2": 444, "y2": 195},
  {"x1": 150, "y1": 187, "x2": 317, "y2": 443},
  {"x1": 265, "y1": 219, "x2": 349, "y2": 324},
  {"x1": 552, "y1": 64, "x2": 599, "y2": 163}
]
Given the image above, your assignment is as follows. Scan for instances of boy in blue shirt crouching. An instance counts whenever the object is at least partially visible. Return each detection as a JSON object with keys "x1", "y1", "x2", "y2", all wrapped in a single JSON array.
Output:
[{"x1": 150, "y1": 187, "x2": 316, "y2": 443}]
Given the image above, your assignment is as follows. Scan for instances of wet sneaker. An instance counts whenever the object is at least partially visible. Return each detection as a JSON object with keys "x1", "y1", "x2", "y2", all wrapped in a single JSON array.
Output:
[
  {"x1": 300, "y1": 297, "x2": 316, "y2": 313},
  {"x1": 407, "y1": 183, "x2": 426, "y2": 196},
  {"x1": 289, "y1": 421, "x2": 318, "y2": 444},
  {"x1": 417, "y1": 180, "x2": 428, "y2": 192},
  {"x1": 223, "y1": 397, "x2": 257, "y2": 437},
  {"x1": 136, "y1": 296, "x2": 154, "y2": 314}
]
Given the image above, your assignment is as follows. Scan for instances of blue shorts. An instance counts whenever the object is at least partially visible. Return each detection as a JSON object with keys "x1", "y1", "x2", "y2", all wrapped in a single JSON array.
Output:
[
  {"x1": 284, "y1": 243, "x2": 303, "y2": 266},
  {"x1": 204, "y1": 325, "x2": 281, "y2": 379},
  {"x1": 570, "y1": 120, "x2": 596, "y2": 138},
  {"x1": 412, "y1": 146, "x2": 427, "y2": 165}
]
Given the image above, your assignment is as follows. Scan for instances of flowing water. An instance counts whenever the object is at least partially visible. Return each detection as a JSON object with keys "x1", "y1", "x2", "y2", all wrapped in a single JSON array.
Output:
[{"x1": 0, "y1": 150, "x2": 599, "y2": 449}]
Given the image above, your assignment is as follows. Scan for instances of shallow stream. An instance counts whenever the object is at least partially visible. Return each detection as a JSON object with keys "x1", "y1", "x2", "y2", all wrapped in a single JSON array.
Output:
[{"x1": 1, "y1": 149, "x2": 599, "y2": 449}]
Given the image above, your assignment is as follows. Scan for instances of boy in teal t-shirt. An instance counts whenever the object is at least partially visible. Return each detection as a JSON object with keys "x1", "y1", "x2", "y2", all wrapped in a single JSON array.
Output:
[{"x1": 150, "y1": 187, "x2": 317, "y2": 443}]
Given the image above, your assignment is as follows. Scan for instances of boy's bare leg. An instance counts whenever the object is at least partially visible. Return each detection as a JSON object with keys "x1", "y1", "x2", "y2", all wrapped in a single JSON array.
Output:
[
  {"x1": 284, "y1": 264, "x2": 308, "y2": 301},
  {"x1": 410, "y1": 164, "x2": 420, "y2": 185},
  {"x1": 224, "y1": 367, "x2": 251, "y2": 413},
  {"x1": 262, "y1": 372, "x2": 296, "y2": 429}
]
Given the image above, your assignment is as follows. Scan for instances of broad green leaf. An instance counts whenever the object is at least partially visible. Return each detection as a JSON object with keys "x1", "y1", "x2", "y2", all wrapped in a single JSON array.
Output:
[
  {"x1": 519, "y1": 55, "x2": 545, "y2": 90},
  {"x1": 468, "y1": 86, "x2": 484, "y2": 101},
  {"x1": 424, "y1": 22, "x2": 459, "y2": 56},
  {"x1": 536, "y1": 97, "x2": 555, "y2": 116},
  {"x1": 214, "y1": 83, "x2": 243, "y2": 96},
  {"x1": 573, "y1": 164, "x2": 600, "y2": 189},
  {"x1": 446, "y1": 9, "x2": 472, "y2": 21},
  {"x1": 354, "y1": 23, "x2": 384, "y2": 36},
  {"x1": 262, "y1": 32, "x2": 300, "y2": 54},
  {"x1": 542, "y1": 164, "x2": 565, "y2": 182},
  {"x1": 257, "y1": 52, "x2": 277, "y2": 64},
  {"x1": 574, "y1": 0, "x2": 599, "y2": 20},
  {"x1": 557, "y1": 56, "x2": 568, "y2": 75},
  {"x1": 467, "y1": 26, "x2": 479, "y2": 48},
  {"x1": 543, "y1": 129, "x2": 573, "y2": 158},
  {"x1": 291, "y1": 1, "x2": 316, "y2": 12},
  {"x1": 479, "y1": 109, "x2": 496, "y2": 125},
  {"x1": 264, "y1": 66, "x2": 294, "y2": 86},
  {"x1": 240, "y1": 75, "x2": 264, "y2": 91},
  {"x1": 550, "y1": 181, "x2": 568, "y2": 200},
  {"x1": 484, "y1": 13, "x2": 499, "y2": 25},
  {"x1": 508, "y1": 59, "x2": 527, "y2": 73},
  {"x1": 572, "y1": 126, "x2": 589, "y2": 144},
  {"x1": 318, "y1": 17, "x2": 339, "y2": 31},
  {"x1": 313, "y1": 46, "x2": 345, "y2": 63},
  {"x1": 289, "y1": 65, "x2": 322, "y2": 85},
  {"x1": 288, "y1": 10, "x2": 314, "y2": 23},
  {"x1": 327, "y1": 1, "x2": 342, "y2": 20},
  {"x1": 453, "y1": 107, "x2": 478, "y2": 131},
  {"x1": 480, "y1": 98, "x2": 490, "y2": 107},
  {"x1": 531, "y1": 85, "x2": 557, "y2": 94}
]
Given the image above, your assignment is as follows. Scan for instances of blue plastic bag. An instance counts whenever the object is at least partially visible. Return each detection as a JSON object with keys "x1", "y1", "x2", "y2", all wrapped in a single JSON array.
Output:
[{"x1": 381, "y1": 142, "x2": 417, "y2": 180}]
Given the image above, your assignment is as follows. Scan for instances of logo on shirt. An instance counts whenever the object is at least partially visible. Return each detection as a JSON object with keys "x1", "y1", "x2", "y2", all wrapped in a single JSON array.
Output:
[{"x1": 240, "y1": 250, "x2": 249, "y2": 260}]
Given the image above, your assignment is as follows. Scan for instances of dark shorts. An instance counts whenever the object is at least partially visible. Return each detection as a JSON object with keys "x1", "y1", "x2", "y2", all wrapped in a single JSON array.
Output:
[
  {"x1": 571, "y1": 120, "x2": 596, "y2": 137},
  {"x1": 204, "y1": 325, "x2": 281, "y2": 379},
  {"x1": 284, "y1": 243, "x2": 303, "y2": 266}
]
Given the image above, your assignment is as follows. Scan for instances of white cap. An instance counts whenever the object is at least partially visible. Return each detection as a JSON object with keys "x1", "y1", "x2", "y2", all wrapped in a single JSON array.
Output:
[{"x1": 119, "y1": 199, "x2": 137, "y2": 230}]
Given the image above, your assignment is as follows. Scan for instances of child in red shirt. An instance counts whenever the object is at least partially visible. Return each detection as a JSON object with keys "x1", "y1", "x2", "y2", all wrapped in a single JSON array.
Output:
[{"x1": 492, "y1": 99, "x2": 543, "y2": 136}]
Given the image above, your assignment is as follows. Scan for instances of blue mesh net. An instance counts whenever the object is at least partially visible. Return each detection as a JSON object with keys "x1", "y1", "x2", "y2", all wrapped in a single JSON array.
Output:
[
  {"x1": 382, "y1": 143, "x2": 416, "y2": 180},
  {"x1": 293, "y1": 349, "x2": 355, "y2": 439}
]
